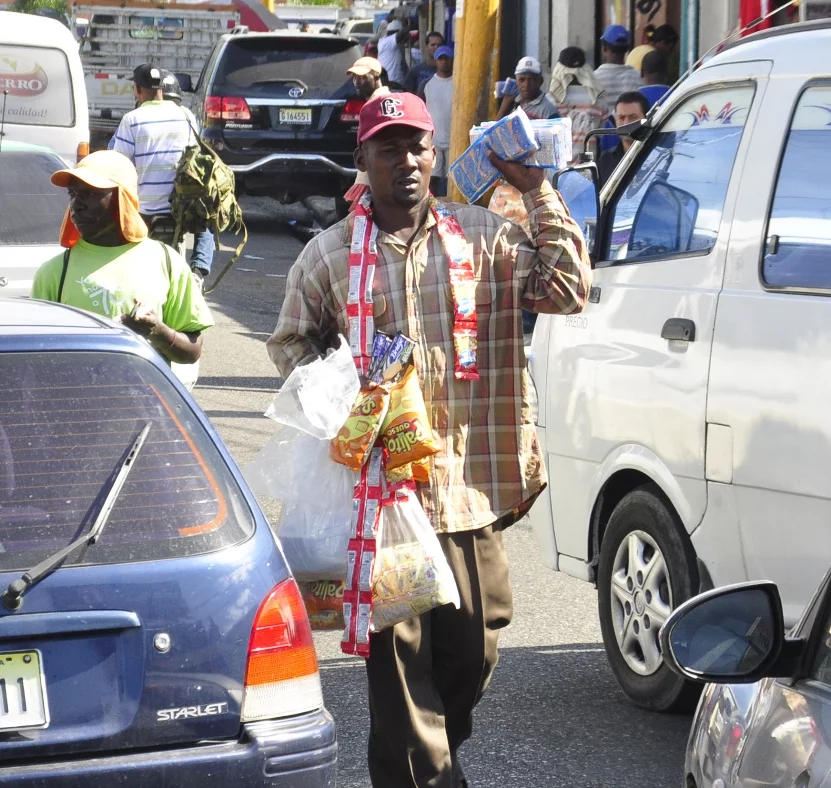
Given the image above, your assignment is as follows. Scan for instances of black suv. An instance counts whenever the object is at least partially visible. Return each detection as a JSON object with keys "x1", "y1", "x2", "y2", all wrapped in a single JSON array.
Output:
[{"x1": 192, "y1": 31, "x2": 364, "y2": 214}]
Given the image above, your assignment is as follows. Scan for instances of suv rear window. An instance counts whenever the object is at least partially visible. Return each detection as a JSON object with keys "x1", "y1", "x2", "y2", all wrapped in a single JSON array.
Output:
[
  {"x1": 0, "y1": 152, "x2": 69, "y2": 245},
  {"x1": 213, "y1": 37, "x2": 362, "y2": 98},
  {"x1": 0, "y1": 351, "x2": 254, "y2": 571}
]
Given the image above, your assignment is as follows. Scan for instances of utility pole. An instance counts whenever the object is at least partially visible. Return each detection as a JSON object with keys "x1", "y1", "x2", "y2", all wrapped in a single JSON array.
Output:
[{"x1": 448, "y1": 0, "x2": 501, "y2": 202}]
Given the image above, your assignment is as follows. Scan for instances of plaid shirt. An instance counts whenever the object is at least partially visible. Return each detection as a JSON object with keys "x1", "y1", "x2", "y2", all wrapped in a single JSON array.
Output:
[{"x1": 267, "y1": 182, "x2": 591, "y2": 533}]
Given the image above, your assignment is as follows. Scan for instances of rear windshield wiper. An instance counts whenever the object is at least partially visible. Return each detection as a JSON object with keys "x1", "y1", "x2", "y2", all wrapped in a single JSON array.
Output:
[{"x1": 1, "y1": 423, "x2": 152, "y2": 612}]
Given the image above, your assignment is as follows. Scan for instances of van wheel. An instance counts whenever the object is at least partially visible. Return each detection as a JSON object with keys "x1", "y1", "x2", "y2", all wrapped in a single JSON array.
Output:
[{"x1": 597, "y1": 484, "x2": 702, "y2": 712}]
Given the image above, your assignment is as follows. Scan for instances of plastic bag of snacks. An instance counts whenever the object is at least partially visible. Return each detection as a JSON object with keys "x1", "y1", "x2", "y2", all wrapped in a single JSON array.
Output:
[
  {"x1": 370, "y1": 489, "x2": 460, "y2": 632},
  {"x1": 487, "y1": 182, "x2": 531, "y2": 237},
  {"x1": 381, "y1": 367, "x2": 441, "y2": 470}
]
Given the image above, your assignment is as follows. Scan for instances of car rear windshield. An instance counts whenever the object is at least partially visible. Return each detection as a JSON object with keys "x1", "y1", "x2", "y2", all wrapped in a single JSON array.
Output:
[
  {"x1": 0, "y1": 351, "x2": 254, "y2": 571},
  {"x1": 213, "y1": 37, "x2": 362, "y2": 98},
  {"x1": 0, "y1": 152, "x2": 68, "y2": 245}
]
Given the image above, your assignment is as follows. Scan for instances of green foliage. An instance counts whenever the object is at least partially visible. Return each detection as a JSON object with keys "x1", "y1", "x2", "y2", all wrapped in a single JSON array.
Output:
[{"x1": 9, "y1": 0, "x2": 71, "y2": 25}]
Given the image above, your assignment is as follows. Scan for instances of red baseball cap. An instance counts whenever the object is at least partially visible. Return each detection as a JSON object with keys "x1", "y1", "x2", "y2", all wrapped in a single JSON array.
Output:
[{"x1": 358, "y1": 93, "x2": 435, "y2": 143}]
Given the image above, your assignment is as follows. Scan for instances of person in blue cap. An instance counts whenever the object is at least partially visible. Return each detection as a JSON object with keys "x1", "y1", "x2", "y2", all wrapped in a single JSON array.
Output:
[{"x1": 594, "y1": 24, "x2": 642, "y2": 114}]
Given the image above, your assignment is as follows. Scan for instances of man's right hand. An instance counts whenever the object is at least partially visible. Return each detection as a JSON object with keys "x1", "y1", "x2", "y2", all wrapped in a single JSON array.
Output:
[{"x1": 487, "y1": 151, "x2": 546, "y2": 195}]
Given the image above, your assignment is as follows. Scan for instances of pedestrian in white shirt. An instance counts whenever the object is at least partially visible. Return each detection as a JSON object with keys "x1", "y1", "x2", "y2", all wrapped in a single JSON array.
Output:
[
  {"x1": 594, "y1": 25, "x2": 642, "y2": 114},
  {"x1": 422, "y1": 45, "x2": 454, "y2": 196},
  {"x1": 377, "y1": 19, "x2": 408, "y2": 87}
]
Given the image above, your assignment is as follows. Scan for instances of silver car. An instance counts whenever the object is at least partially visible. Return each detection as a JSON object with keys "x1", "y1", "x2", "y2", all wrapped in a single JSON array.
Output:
[{"x1": 661, "y1": 574, "x2": 831, "y2": 787}]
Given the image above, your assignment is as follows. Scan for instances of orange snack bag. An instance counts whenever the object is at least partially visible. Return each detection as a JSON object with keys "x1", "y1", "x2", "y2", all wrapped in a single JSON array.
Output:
[
  {"x1": 380, "y1": 368, "x2": 440, "y2": 470},
  {"x1": 330, "y1": 385, "x2": 390, "y2": 470},
  {"x1": 299, "y1": 580, "x2": 345, "y2": 631}
]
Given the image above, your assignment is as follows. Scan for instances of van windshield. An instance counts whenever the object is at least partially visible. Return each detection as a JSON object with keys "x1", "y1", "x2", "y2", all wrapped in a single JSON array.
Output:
[{"x1": 0, "y1": 44, "x2": 75, "y2": 128}]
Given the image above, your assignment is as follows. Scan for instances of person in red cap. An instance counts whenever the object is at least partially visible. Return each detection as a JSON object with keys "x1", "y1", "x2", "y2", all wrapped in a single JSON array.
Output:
[{"x1": 268, "y1": 93, "x2": 591, "y2": 788}]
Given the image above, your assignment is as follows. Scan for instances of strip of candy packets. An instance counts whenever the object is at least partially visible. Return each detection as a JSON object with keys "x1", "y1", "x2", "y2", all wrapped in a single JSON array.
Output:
[{"x1": 448, "y1": 109, "x2": 573, "y2": 204}]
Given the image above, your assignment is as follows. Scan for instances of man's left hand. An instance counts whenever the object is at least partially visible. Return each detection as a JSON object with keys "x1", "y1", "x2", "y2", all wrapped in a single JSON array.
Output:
[{"x1": 487, "y1": 151, "x2": 545, "y2": 194}]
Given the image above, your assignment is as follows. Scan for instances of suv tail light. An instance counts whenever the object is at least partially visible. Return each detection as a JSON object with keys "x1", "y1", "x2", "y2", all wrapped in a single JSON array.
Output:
[
  {"x1": 76, "y1": 141, "x2": 90, "y2": 163},
  {"x1": 340, "y1": 98, "x2": 365, "y2": 123},
  {"x1": 241, "y1": 579, "x2": 323, "y2": 722},
  {"x1": 205, "y1": 95, "x2": 252, "y2": 121}
]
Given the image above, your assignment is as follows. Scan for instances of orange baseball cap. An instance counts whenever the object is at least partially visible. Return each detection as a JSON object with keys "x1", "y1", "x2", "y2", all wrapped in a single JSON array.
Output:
[{"x1": 347, "y1": 56, "x2": 383, "y2": 76}]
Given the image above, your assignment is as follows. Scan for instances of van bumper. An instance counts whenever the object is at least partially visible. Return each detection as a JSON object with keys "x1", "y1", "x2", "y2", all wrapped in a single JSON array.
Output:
[{"x1": 0, "y1": 710, "x2": 337, "y2": 787}]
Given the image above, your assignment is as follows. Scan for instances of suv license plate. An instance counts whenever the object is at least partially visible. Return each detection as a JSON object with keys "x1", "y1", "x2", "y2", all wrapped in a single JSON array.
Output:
[
  {"x1": 279, "y1": 108, "x2": 312, "y2": 125},
  {"x1": 0, "y1": 651, "x2": 49, "y2": 730}
]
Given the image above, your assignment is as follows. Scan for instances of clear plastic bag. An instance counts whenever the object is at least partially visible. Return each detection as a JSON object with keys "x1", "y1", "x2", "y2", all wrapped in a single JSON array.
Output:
[
  {"x1": 243, "y1": 423, "x2": 356, "y2": 580},
  {"x1": 265, "y1": 336, "x2": 360, "y2": 440},
  {"x1": 371, "y1": 490, "x2": 460, "y2": 632},
  {"x1": 245, "y1": 338, "x2": 360, "y2": 580}
]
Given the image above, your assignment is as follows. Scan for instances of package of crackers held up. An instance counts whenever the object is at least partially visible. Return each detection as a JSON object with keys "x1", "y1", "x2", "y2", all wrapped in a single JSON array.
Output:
[
  {"x1": 470, "y1": 116, "x2": 573, "y2": 170},
  {"x1": 449, "y1": 108, "x2": 539, "y2": 204}
]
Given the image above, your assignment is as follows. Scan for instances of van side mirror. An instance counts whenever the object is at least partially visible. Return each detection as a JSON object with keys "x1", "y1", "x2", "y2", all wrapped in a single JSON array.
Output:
[
  {"x1": 552, "y1": 164, "x2": 600, "y2": 260},
  {"x1": 659, "y1": 582, "x2": 805, "y2": 683},
  {"x1": 627, "y1": 180, "x2": 699, "y2": 259},
  {"x1": 174, "y1": 73, "x2": 194, "y2": 94}
]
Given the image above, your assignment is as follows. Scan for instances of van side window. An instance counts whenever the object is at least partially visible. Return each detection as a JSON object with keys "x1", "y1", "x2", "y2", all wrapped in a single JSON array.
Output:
[
  {"x1": 763, "y1": 87, "x2": 831, "y2": 290},
  {"x1": 604, "y1": 86, "x2": 754, "y2": 264}
]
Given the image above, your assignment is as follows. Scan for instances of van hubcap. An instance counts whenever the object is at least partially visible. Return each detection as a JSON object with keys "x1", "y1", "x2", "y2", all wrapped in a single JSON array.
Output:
[{"x1": 610, "y1": 530, "x2": 673, "y2": 676}]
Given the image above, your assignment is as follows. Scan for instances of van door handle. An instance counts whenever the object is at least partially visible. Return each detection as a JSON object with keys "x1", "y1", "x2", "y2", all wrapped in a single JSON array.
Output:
[{"x1": 661, "y1": 318, "x2": 696, "y2": 342}]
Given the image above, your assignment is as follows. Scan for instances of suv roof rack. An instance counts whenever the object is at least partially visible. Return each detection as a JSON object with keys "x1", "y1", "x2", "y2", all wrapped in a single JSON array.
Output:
[{"x1": 229, "y1": 25, "x2": 249, "y2": 35}]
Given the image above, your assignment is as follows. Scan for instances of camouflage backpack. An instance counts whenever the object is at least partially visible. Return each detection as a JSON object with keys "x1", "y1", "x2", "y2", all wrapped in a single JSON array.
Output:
[{"x1": 171, "y1": 115, "x2": 247, "y2": 294}]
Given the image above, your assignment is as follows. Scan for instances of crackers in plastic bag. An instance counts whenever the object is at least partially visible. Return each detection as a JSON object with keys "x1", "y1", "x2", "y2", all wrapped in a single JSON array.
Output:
[
  {"x1": 370, "y1": 491, "x2": 460, "y2": 632},
  {"x1": 330, "y1": 385, "x2": 390, "y2": 470}
]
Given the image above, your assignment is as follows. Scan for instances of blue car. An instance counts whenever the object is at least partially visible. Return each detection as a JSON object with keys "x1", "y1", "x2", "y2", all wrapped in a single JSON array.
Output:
[{"x1": 0, "y1": 298, "x2": 336, "y2": 786}]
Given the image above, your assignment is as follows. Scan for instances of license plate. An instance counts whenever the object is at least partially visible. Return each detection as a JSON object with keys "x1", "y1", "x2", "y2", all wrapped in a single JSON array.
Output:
[
  {"x1": 0, "y1": 651, "x2": 49, "y2": 730},
  {"x1": 279, "y1": 108, "x2": 312, "y2": 125}
]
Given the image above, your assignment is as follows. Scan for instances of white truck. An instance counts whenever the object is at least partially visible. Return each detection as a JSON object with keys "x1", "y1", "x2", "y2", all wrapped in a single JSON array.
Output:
[{"x1": 72, "y1": 0, "x2": 239, "y2": 144}]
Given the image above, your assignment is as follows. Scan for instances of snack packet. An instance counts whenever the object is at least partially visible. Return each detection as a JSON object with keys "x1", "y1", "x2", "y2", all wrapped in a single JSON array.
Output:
[
  {"x1": 330, "y1": 385, "x2": 391, "y2": 470},
  {"x1": 299, "y1": 579, "x2": 345, "y2": 631},
  {"x1": 380, "y1": 368, "x2": 440, "y2": 470}
]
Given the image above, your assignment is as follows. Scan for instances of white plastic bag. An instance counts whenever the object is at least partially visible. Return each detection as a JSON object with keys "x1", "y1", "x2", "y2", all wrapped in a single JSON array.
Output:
[
  {"x1": 265, "y1": 336, "x2": 360, "y2": 439},
  {"x1": 371, "y1": 490, "x2": 460, "y2": 632}
]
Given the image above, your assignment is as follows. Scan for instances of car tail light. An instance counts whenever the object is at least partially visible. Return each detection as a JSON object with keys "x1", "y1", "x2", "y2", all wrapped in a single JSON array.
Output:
[
  {"x1": 205, "y1": 95, "x2": 222, "y2": 119},
  {"x1": 340, "y1": 98, "x2": 365, "y2": 123},
  {"x1": 76, "y1": 140, "x2": 89, "y2": 163},
  {"x1": 222, "y1": 96, "x2": 251, "y2": 120},
  {"x1": 241, "y1": 579, "x2": 323, "y2": 722},
  {"x1": 205, "y1": 96, "x2": 251, "y2": 121}
]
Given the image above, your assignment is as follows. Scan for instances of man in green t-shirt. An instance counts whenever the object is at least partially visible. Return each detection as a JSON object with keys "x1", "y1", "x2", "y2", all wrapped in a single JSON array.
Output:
[{"x1": 31, "y1": 151, "x2": 213, "y2": 378}]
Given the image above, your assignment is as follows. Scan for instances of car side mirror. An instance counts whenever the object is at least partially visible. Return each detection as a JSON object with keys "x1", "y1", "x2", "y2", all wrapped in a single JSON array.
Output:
[
  {"x1": 552, "y1": 164, "x2": 600, "y2": 260},
  {"x1": 174, "y1": 73, "x2": 194, "y2": 94},
  {"x1": 627, "y1": 180, "x2": 699, "y2": 260},
  {"x1": 659, "y1": 582, "x2": 805, "y2": 683}
]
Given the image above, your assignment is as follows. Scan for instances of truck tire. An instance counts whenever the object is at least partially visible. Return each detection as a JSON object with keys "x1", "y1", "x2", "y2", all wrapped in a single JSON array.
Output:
[{"x1": 597, "y1": 484, "x2": 702, "y2": 712}]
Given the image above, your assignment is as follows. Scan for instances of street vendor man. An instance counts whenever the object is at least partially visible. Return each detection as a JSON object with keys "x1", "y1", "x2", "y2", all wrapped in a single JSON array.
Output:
[{"x1": 267, "y1": 93, "x2": 591, "y2": 788}]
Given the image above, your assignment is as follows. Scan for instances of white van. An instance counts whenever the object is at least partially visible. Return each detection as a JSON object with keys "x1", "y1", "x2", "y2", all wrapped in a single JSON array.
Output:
[
  {"x1": 530, "y1": 19, "x2": 831, "y2": 712},
  {"x1": 0, "y1": 12, "x2": 89, "y2": 164}
]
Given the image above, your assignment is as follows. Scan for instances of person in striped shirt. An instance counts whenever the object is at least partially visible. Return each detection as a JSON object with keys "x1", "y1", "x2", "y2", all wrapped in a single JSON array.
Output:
[{"x1": 111, "y1": 64, "x2": 214, "y2": 286}]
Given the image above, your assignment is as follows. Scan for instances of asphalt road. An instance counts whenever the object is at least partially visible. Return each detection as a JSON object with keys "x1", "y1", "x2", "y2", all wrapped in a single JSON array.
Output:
[{"x1": 194, "y1": 197, "x2": 693, "y2": 788}]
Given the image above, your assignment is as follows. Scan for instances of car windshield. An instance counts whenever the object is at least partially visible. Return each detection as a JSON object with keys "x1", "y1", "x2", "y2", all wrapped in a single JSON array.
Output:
[
  {"x1": 213, "y1": 37, "x2": 361, "y2": 99},
  {"x1": 0, "y1": 151, "x2": 68, "y2": 246},
  {"x1": 0, "y1": 350, "x2": 254, "y2": 571}
]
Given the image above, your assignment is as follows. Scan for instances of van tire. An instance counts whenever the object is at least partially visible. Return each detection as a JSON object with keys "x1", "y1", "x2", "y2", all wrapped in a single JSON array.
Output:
[{"x1": 597, "y1": 484, "x2": 702, "y2": 713}]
